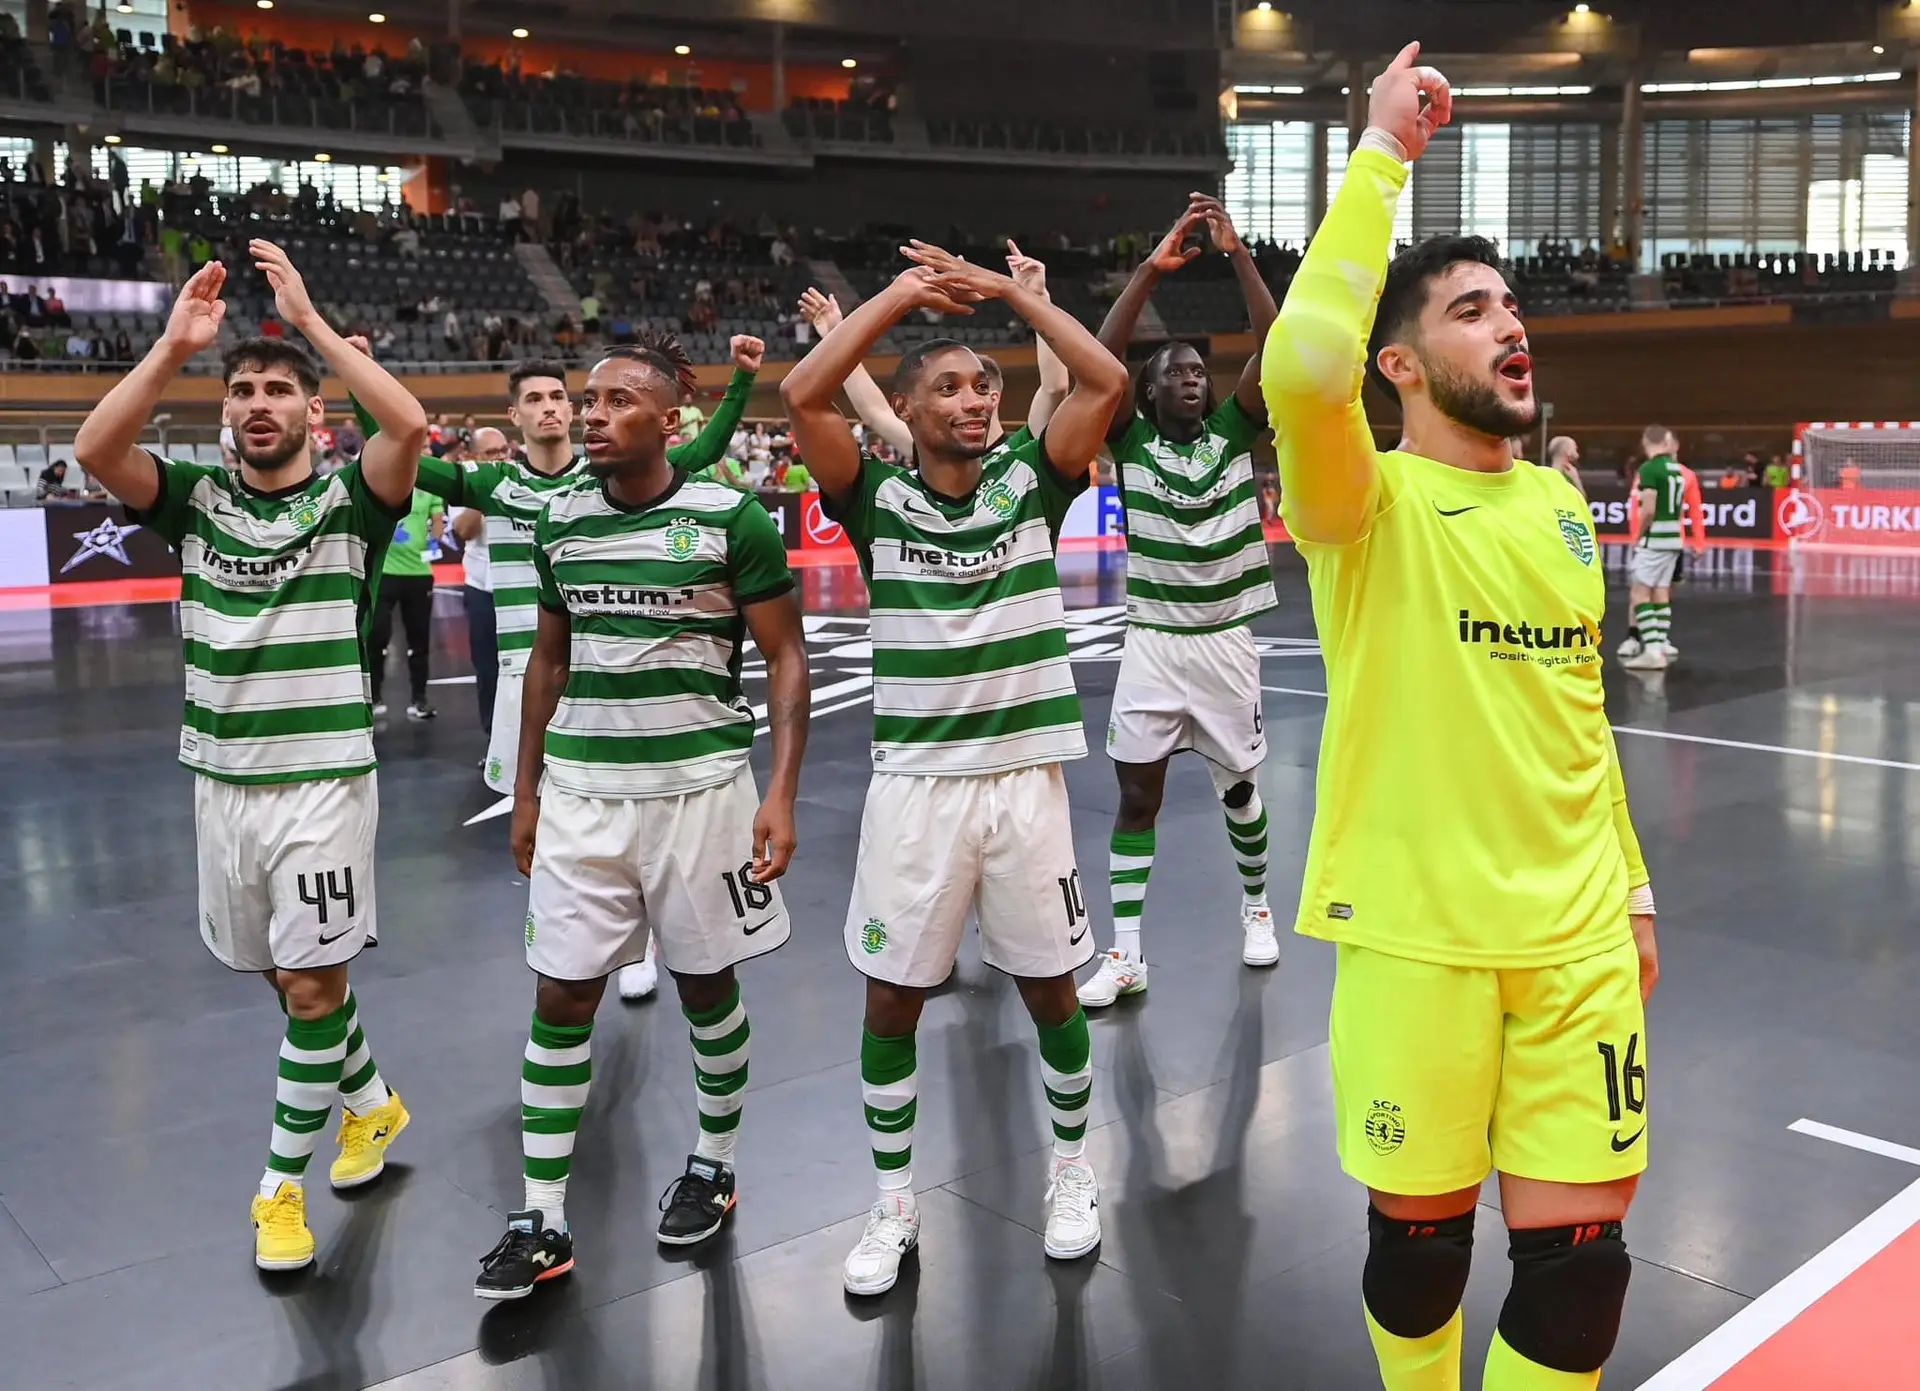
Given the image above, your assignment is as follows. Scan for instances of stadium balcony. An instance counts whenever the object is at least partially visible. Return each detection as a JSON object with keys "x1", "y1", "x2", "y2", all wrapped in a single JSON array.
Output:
[
  {"x1": 782, "y1": 96, "x2": 894, "y2": 145},
  {"x1": 460, "y1": 66, "x2": 762, "y2": 160},
  {"x1": 924, "y1": 117, "x2": 1229, "y2": 173}
]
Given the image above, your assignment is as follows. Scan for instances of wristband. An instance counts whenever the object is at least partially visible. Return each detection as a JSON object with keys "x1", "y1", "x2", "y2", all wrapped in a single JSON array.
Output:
[
  {"x1": 1627, "y1": 884, "x2": 1655, "y2": 917},
  {"x1": 1358, "y1": 127, "x2": 1410, "y2": 164}
]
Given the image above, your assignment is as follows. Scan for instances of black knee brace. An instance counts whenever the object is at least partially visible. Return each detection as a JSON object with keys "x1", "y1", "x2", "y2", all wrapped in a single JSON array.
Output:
[
  {"x1": 1497, "y1": 1221, "x2": 1632, "y2": 1374},
  {"x1": 1220, "y1": 779, "x2": 1256, "y2": 810},
  {"x1": 1362, "y1": 1205, "x2": 1476, "y2": 1340}
]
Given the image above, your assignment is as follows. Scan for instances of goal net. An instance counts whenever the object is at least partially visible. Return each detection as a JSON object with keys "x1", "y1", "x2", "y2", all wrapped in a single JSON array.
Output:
[{"x1": 1788, "y1": 422, "x2": 1920, "y2": 552}]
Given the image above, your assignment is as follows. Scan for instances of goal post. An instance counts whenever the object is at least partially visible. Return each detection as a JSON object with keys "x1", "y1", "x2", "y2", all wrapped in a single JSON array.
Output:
[{"x1": 1787, "y1": 422, "x2": 1920, "y2": 553}]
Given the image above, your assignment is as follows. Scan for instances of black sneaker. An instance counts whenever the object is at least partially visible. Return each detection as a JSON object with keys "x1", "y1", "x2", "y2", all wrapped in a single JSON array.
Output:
[
  {"x1": 474, "y1": 1210, "x2": 574, "y2": 1300},
  {"x1": 406, "y1": 702, "x2": 437, "y2": 721},
  {"x1": 657, "y1": 1155, "x2": 737, "y2": 1246}
]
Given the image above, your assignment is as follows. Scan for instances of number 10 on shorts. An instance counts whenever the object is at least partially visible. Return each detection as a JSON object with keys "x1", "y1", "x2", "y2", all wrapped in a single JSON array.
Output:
[{"x1": 1058, "y1": 870, "x2": 1086, "y2": 926}]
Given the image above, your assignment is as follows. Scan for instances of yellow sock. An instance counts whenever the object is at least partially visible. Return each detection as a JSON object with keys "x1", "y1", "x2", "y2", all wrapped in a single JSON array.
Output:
[
  {"x1": 1482, "y1": 1330, "x2": 1601, "y2": 1390},
  {"x1": 1365, "y1": 1306, "x2": 1463, "y2": 1390}
]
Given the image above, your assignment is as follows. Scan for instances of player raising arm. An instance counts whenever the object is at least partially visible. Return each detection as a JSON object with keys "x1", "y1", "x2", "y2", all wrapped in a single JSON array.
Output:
[
  {"x1": 73, "y1": 242, "x2": 428, "y2": 1275},
  {"x1": 782, "y1": 249, "x2": 1126, "y2": 1297},
  {"x1": 1262, "y1": 42, "x2": 1657, "y2": 1391}
]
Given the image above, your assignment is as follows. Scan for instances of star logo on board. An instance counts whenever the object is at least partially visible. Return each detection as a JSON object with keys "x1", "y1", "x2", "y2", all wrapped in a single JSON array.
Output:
[{"x1": 59, "y1": 517, "x2": 141, "y2": 574}]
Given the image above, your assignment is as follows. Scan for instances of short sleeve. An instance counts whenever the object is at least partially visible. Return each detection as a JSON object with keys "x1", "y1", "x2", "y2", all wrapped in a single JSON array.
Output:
[
  {"x1": 1024, "y1": 431, "x2": 1089, "y2": 535},
  {"x1": 415, "y1": 453, "x2": 473, "y2": 506},
  {"x1": 728, "y1": 498, "x2": 795, "y2": 606},
  {"x1": 341, "y1": 460, "x2": 409, "y2": 538},
  {"x1": 123, "y1": 453, "x2": 209, "y2": 547},
  {"x1": 1108, "y1": 414, "x2": 1154, "y2": 465},
  {"x1": 533, "y1": 506, "x2": 563, "y2": 611},
  {"x1": 1208, "y1": 394, "x2": 1263, "y2": 455},
  {"x1": 818, "y1": 453, "x2": 894, "y2": 548}
]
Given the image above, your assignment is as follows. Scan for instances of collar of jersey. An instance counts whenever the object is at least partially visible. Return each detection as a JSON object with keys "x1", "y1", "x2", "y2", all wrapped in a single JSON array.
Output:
[
  {"x1": 1392, "y1": 448, "x2": 1524, "y2": 491},
  {"x1": 234, "y1": 467, "x2": 322, "y2": 503},
  {"x1": 600, "y1": 466, "x2": 687, "y2": 514}
]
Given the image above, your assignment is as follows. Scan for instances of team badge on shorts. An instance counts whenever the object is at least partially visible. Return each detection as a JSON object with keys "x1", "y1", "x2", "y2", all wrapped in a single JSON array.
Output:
[
  {"x1": 287, "y1": 495, "x2": 321, "y2": 532},
  {"x1": 860, "y1": 918, "x2": 888, "y2": 954},
  {"x1": 487, "y1": 755, "x2": 503, "y2": 783},
  {"x1": 980, "y1": 480, "x2": 1019, "y2": 521},
  {"x1": 1557, "y1": 509, "x2": 1595, "y2": 566},
  {"x1": 524, "y1": 911, "x2": 537, "y2": 947},
  {"x1": 1365, "y1": 1099, "x2": 1407, "y2": 1156},
  {"x1": 1106, "y1": 722, "x2": 1117, "y2": 748},
  {"x1": 664, "y1": 519, "x2": 701, "y2": 562},
  {"x1": 204, "y1": 913, "x2": 218, "y2": 944}
]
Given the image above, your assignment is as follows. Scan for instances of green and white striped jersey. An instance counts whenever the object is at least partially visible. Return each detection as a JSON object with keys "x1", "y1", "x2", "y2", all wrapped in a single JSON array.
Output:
[
  {"x1": 826, "y1": 433, "x2": 1087, "y2": 776},
  {"x1": 130, "y1": 454, "x2": 400, "y2": 784},
  {"x1": 1635, "y1": 454, "x2": 1685, "y2": 552},
  {"x1": 533, "y1": 471, "x2": 793, "y2": 798},
  {"x1": 1111, "y1": 396, "x2": 1277, "y2": 633}
]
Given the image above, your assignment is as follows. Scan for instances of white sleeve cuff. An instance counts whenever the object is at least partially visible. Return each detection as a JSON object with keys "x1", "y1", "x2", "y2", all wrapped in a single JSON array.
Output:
[
  {"x1": 1627, "y1": 883, "x2": 1656, "y2": 917},
  {"x1": 1357, "y1": 127, "x2": 1410, "y2": 164}
]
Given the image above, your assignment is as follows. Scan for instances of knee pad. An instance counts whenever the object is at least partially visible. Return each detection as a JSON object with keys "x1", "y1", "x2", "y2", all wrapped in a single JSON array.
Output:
[
  {"x1": 1498, "y1": 1221, "x2": 1632, "y2": 1374},
  {"x1": 1362, "y1": 1205, "x2": 1476, "y2": 1340}
]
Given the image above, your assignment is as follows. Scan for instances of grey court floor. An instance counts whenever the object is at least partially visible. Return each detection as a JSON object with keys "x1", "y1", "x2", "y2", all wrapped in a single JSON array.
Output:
[{"x1": 2, "y1": 543, "x2": 1918, "y2": 1390}]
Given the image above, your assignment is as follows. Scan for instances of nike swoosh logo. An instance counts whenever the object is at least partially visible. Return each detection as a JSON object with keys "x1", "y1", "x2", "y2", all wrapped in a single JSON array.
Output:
[
  {"x1": 1069, "y1": 924, "x2": 1089, "y2": 946},
  {"x1": 744, "y1": 915, "x2": 778, "y2": 935},
  {"x1": 317, "y1": 926, "x2": 355, "y2": 945},
  {"x1": 1435, "y1": 505, "x2": 1479, "y2": 517},
  {"x1": 1610, "y1": 1126, "x2": 1646, "y2": 1153}
]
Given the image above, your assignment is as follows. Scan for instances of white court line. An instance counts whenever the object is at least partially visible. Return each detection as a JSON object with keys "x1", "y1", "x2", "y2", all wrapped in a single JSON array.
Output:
[
  {"x1": 1638, "y1": 1120, "x2": 1920, "y2": 1390},
  {"x1": 427, "y1": 674, "x2": 476, "y2": 686},
  {"x1": 1257, "y1": 685, "x2": 1920, "y2": 773}
]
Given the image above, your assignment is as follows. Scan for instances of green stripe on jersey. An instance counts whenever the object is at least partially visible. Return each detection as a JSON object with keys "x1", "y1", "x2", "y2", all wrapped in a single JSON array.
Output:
[
  {"x1": 130, "y1": 457, "x2": 397, "y2": 784},
  {"x1": 831, "y1": 435, "x2": 1087, "y2": 776},
  {"x1": 1113, "y1": 397, "x2": 1278, "y2": 633},
  {"x1": 534, "y1": 472, "x2": 793, "y2": 797}
]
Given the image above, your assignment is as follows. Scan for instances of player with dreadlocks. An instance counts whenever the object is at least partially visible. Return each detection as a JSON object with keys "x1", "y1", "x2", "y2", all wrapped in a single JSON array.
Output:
[
  {"x1": 472, "y1": 336, "x2": 809, "y2": 1298},
  {"x1": 1077, "y1": 194, "x2": 1285, "y2": 1010}
]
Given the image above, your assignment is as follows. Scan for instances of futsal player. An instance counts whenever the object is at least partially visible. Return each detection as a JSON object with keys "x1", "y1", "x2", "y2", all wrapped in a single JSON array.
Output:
[
  {"x1": 1262, "y1": 45, "x2": 1660, "y2": 1388},
  {"x1": 366, "y1": 483, "x2": 442, "y2": 719},
  {"x1": 1077, "y1": 192, "x2": 1282, "y2": 1009},
  {"x1": 73, "y1": 246, "x2": 427, "y2": 1272},
  {"x1": 782, "y1": 245, "x2": 1129, "y2": 1297},
  {"x1": 451, "y1": 425, "x2": 511, "y2": 735},
  {"x1": 1619, "y1": 426, "x2": 1705, "y2": 670},
  {"x1": 473, "y1": 343, "x2": 809, "y2": 1298}
]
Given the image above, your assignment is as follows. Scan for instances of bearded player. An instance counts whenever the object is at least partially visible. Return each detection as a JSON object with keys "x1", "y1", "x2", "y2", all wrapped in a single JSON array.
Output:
[
  {"x1": 74, "y1": 246, "x2": 427, "y2": 1272},
  {"x1": 1263, "y1": 45, "x2": 1659, "y2": 1390}
]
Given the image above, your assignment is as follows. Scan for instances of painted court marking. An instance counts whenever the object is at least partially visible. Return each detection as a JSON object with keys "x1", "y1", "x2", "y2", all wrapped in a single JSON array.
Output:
[
  {"x1": 1638, "y1": 1121, "x2": 1920, "y2": 1390},
  {"x1": 1258, "y1": 686, "x2": 1920, "y2": 774}
]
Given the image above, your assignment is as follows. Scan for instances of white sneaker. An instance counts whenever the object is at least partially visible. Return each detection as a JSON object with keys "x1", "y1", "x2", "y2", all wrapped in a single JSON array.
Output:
[
  {"x1": 1661, "y1": 640, "x2": 1680, "y2": 661},
  {"x1": 1076, "y1": 949, "x2": 1147, "y2": 1008},
  {"x1": 371, "y1": 701, "x2": 388, "y2": 717},
  {"x1": 1241, "y1": 903, "x2": 1280, "y2": 967},
  {"x1": 1043, "y1": 1157, "x2": 1101, "y2": 1260},
  {"x1": 843, "y1": 1193, "x2": 920, "y2": 1295},
  {"x1": 617, "y1": 945, "x2": 658, "y2": 1001},
  {"x1": 1620, "y1": 645, "x2": 1669, "y2": 671},
  {"x1": 1615, "y1": 635, "x2": 1643, "y2": 659}
]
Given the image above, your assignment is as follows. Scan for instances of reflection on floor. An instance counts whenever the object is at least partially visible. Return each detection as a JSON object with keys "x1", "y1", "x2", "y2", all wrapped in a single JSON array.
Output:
[{"x1": 2, "y1": 546, "x2": 1919, "y2": 1388}]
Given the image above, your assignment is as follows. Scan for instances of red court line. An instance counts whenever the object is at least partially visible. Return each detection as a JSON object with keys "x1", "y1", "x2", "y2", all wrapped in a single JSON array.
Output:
[{"x1": 1709, "y1": 1218, "x2": 1920, "y2": 1389}]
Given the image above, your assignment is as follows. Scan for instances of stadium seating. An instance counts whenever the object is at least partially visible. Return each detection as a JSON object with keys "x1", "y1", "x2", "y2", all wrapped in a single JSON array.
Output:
[{"x1": 462, "y1": 64, "x2": 756, "y2": 149}]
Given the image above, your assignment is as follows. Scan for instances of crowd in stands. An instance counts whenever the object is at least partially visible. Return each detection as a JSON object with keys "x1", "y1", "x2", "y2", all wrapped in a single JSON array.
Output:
[
  {"x1": 461, "y1": 54, "x2": 752, "y2": 147},
  {"x1": 0, "y1": 151, "x2": 152, "y2": 280}
]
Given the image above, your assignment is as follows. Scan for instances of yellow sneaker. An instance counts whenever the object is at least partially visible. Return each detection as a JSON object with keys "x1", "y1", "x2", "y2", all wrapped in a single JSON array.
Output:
[
  {"x1": 330, "y1": 1090, "x2": 410, "y2": 1190},
  {"x1": 252, "y1": 1182, "x2": 315, "y2": 1271}
]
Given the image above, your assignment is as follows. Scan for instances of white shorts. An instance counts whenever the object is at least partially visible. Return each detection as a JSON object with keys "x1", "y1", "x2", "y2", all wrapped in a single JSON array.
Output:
[
  {"x1": 1630, "y1": 547, "x2": 1681, "y2": 590},
  {"x1": 845, "y1": 765, "x2": 1092, "y2": 988},
  {"x1": 1107, "y1": 624, "x2": 1266, "y2": 774},
  {"x1": 484, "y1": 664, "x2": 524, "y2": 794},
  {"x1": 195, "y1": 771, "x2": 379, "y2": 973},
  {"x1": 525, "y1": 765, "x2": 790, "y2": 982}
]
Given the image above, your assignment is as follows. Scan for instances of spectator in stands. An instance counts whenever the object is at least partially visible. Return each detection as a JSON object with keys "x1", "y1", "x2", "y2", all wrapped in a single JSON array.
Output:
[
  {"x1": 11, "y1": 323, "x2": 38, "y2": 359},
  {"x1": 63, "y1": 326, "x2": 89, "y2": 358},
  {"x1": 497, "y1": 191, "x2": 521, "y2": 241},
  {"x1": 112, "y1": 328, "x2": 132, "y2": 360},
  {"x1": 43, "y1": 288, "x2": 67, "y2": 327},
  {"x1": 770, "y1": 234, "x2": 793, "y2": 267},
  {"x1": 442, "y1": 306, "x2": 462, "y2": 355},
  {"x1": 36, "y1": 461, "x2": 100, "y2": 502},
  {"x1": 1737, "y1": 451, "x2": 1762, "y2": 486},
  {"x1": 1763, "y1": 455, "x2": 1791, "y2": 488}
]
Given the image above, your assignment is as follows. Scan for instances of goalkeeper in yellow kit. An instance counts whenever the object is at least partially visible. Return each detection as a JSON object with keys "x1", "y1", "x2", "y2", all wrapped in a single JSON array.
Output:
[{"x1": 1262, "y1": 44, "x2": 1660, "y2": 1391}]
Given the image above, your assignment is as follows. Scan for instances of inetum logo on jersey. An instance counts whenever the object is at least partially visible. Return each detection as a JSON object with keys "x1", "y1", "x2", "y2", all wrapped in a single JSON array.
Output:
[
  {"x1": 560, "y1": 582, "x2": 694, "y2": 615},
  {"x1": 895, "y1": 536, "x2": 1012, "y2": 574},
  {"x1": 1457, "y1": 610, "x2": 1597, "y2": 666},
  {"x1": 202, "y1": 548, "x2": 302, "y2": 586}
]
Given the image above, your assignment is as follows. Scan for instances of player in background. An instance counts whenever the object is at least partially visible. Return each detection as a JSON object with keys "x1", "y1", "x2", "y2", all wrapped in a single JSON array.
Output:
[
  {"x1": 366, "y1": 483, "x2": 443, "y2": 719},
  {"x1": 782, "y1": 247, "x2": 1129, "y2": 1297},
  {"x1": 1076, "y1": 193, "x2": 1282, "y2": 1009},
  {"x1": 1546, "y1": 435, "x2": 1587, "y2": 498},
  {"x1": 474, "y1": 343, "x2": 809, "y2": 1299},
  {"x1": 73, "y1": 245, "x2": 428, "y2": 1272},
  {"x1": 450, "y1": 426, "x2": 511, "y2": 736},
  {"x1": 1619, "y1": 425, "x2": 1705, "y2": 671},
  {"x1": 796, "y1": 238, "x2": 1070, "y2": 451},
  {"x1": 1263, "y1": 46, "x2": 1658, "y2": 1390}
]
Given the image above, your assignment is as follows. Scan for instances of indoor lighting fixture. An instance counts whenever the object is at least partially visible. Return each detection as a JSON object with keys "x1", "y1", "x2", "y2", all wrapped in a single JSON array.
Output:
[
  {"x1": 1573, "y1": 3, "x2": 1590, "y2": 11},
  {"x1": 104, "y1": 134, "x2": 121, "y2": 144},
  {"x1": 255, "y1": 0, "x2": 273, "y2": 9},
  {"x1": 1873, "y1": 44, "x2": 1886, "y2": 54},
  {"x1": 1643, "y1": 70, "x2": 1901, "y2": 93},
  {"x1": 511, "y1": 26, "x2": 529, "y2": 38},
  {"x1": 1233, "y1": 84, "x2": 1306, "y2": 95},
  {"x1": 369, "y1": 11, "x2": 386, "y2": 20},
  {"x1": 315, "y1": 152, "x2": 333, "y2": 162},
  {"x1": 674, "y1": 44, "x2": 691, "y2": 55},
  {"x1": 1256, "y1": 2, "x2": 1272, "y2": 10},
  {"x1": 116, "y1": 3, "x2": 132, "y2": 12},
  {"x1": 841, "y1": 58, "x2": 857, "y2": 68},
  {"x1": 211, "y1": 143, "x2": 229, "y2": 153},
  {"x1": 1455, "y1": 84, "x2": 1594, "y2": 96}
]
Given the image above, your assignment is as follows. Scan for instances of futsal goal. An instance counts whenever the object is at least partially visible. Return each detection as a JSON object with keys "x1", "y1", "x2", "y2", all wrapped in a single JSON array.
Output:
[{"x1": 1787, "y1": 422, "x2": 1920, "y2": 553}]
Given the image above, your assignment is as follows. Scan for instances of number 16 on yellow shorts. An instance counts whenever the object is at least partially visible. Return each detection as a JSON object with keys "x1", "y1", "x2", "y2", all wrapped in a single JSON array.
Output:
[{"x1": 1329, "y1": 935, "x2": 1649, "y2": 1195}]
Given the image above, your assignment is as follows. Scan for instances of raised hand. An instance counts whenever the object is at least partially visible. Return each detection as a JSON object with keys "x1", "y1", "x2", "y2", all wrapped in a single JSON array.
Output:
[
  {"x1": 1367, "y1": 41, "x2": 1453, "y2": 161},
  {"x1": 249, "y1": 239, "x2": 319, "y2": 331},
  {"x1": 162, "y1": 261, "x2": 228, "y2": 354},
  {"x1": 901, "y1": 240, "x2": 1015, "y2": 302},
  {"x1": 889, "y1": 263, "x2": 976, "y2": 315},
  {"x1": 1147, "y1": 208, "x2": 1206, "y2": 274},
  {"x1": 344, "y1": 333, "x2": 374, "y2": 358},
  {"x1": 1187, "y1": 193, "x2": 1243, "y2": 255},
  {"x1": 1006, "y1": 239, "x2": 1049, "y2": 296},
  {"x1": 798, "y1": 287, "x2": 844, "y2": 334},
  {"x1": 730, "y1": 334, "x2": 766, "y2": 372}
]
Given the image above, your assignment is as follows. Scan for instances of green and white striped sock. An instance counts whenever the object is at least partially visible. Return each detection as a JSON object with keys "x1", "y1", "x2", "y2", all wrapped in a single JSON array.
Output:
[
  {"x1": 523, "y1": 1014, "x2": 592, "y2": 1230},
  {"x1": 688, "y1": 985, "x2": 750, "y2": 1167},
  {"x1": 1634, "y1": 602, "x2": 1663, "y2": 649},
  {"x1": 861, "y1": 1028, "x2": 917, "y2": 1194},
  {"x1": 337, "y1": 987, "x2": 390, "y2": 1116},
  {"x1": 1109, "y1": 827, "x2": 1155, "y2": 961},
  {"x1": 262, "y1": 1003, "x2": 350, "y2": 1197},
  {"x1": 1223, "y1": 788, "x2": 1270, "y2": 908},
  {"x1": 1654, "y1": 602, "x2": 1675, "y2": 649},
  {"x1": 1038, "y1": 1009, "x2": 1092, "y2": 1161}
]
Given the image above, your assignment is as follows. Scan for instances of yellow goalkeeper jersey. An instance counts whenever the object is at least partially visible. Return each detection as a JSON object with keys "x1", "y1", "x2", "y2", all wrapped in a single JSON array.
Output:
[{"x1": 1261, "y1": 142, "x2": 1647, "y2": 969}]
